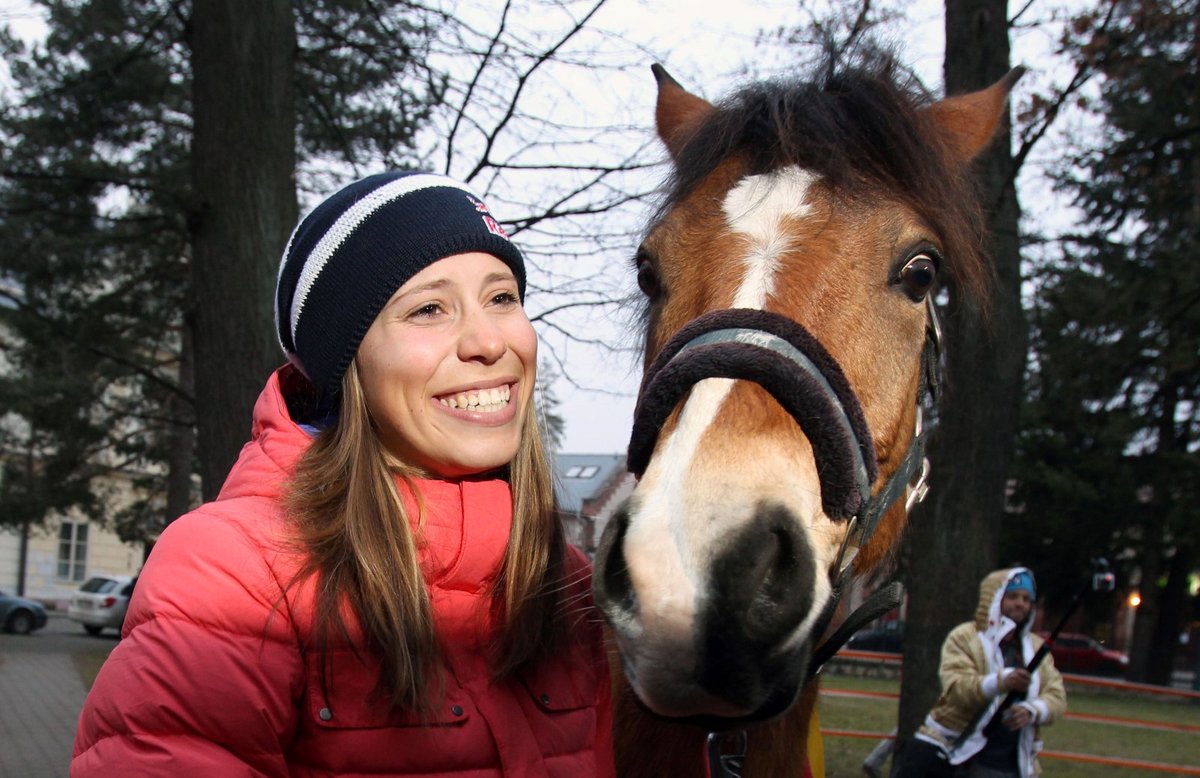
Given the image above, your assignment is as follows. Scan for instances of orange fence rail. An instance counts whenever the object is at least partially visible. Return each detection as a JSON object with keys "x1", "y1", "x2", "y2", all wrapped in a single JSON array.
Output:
[
  {"x1": 821, "y1": 686, "x2": 1200, "y2": 733},
  {"x1": 820, "y1": 727, "x2": 1200, "y2": 774},
  {"x1": 820, "y1": 682, "x2": 1200, "y2": 773},
  {"x1": 833, "y1": 647, "x2": 1200, "y2": 701},
  {"x1": 1038, "y1": 750, "x2": 1200, "y2": 775}
]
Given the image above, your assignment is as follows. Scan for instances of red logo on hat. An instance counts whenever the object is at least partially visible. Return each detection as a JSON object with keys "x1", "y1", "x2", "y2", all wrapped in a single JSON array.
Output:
[
  {"x1": 467, "y1": 195, "x2": 510, "y2": 239},
  {"x1": 482, "y1": 215, "x2": 509, "y2": 239}
]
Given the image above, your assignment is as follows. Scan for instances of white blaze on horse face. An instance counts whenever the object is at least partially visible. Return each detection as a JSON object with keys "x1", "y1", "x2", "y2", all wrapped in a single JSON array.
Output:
[
  {"x1": 725, "y1": 167, "x2": 820, "y2": 308},
  {"x1": 627, "y1": 166, "x2": 835, "y2": 663}
]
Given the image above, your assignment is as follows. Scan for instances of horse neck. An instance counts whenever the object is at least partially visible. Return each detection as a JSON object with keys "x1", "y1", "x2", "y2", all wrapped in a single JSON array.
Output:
[{"x1": 612, "y1": 671, "x2": 819, "y2": 778}]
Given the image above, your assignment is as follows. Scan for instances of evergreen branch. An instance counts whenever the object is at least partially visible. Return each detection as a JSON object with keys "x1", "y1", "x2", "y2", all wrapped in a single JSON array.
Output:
[
  {"x1": 0, "y1": 166, "x2": 169, "y2": 196},
  {"x1": 6, "y1": 4, "x2": 182, "y2": 108},
  {"x1": 0, "y1": 290, "x2": 189, "y2": 404}
]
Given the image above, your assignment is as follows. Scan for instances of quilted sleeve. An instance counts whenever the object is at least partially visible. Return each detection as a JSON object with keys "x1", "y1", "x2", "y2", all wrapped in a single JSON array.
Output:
[
  {"x1": 71, "y1": 506, "x2": 304, "y2": 777},
  {"x1": 938, "y1": 623, "x2": 991, "y2": 714}
]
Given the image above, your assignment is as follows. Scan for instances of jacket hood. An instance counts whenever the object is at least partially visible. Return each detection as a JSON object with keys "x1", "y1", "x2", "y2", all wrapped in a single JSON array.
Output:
[
  {"x1": 216, "y1": 365, "x2": 314, "y2": 503},
  {"x1": 975, "y1": 567, "x2": 1035, "y2": 641}
]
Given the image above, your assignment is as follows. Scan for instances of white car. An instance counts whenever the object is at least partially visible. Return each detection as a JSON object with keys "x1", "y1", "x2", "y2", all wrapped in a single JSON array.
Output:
[{"x1": 68, "y1": 575, "x2": 136, "y2": 636}]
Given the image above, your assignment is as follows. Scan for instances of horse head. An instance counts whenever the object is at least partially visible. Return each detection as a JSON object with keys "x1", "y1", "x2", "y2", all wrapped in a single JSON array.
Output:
[{"x1": 595, "y1": 58, "x2": 1020, "y2": 726}]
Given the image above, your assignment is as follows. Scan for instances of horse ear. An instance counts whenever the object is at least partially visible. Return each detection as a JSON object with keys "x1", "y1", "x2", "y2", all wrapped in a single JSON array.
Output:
[
  {"x1": 926, "y1": 67, "x2": 1026, "y2": 162},
  {"x1": 652, "y1": 64, "x2": 715, "y2": 161}
]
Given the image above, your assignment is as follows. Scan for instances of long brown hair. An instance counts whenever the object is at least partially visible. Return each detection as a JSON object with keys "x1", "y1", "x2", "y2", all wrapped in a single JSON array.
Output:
[{"x1": 286, "y1": 362, "x2": 567, "y2": 711}]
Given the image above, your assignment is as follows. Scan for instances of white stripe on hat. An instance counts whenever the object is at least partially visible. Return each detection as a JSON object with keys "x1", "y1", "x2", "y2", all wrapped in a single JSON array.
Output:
[
  {"x1": 288, "y1": 173, "x2": 482, "y2": 347},
  {"x1": 274, "y1": 218, "x2": 306, "y2": 355}
]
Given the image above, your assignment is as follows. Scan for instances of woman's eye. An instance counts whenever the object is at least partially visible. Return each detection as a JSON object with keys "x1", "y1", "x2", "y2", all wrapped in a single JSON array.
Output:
[
  {"x1": 491, "y1": 291, "x2": 521, "y2": 307},
  {"x1": 898, "y1": 253, "x2": 939, "y2": 301},
  {"x1": 410, "y1": 302, "x2": 443, "y2": 319}
]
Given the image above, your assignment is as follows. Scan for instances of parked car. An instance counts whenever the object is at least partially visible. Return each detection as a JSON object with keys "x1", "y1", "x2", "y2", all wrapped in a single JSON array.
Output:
[
  {"x1": 0, "y1": 590, "x2": 49, "y2": 635},
  {"x1": 68, "y1": 575, "x2": 136, "y2": 636},
  {"x1": 1037, "y1": 631, "x2": 1128, "y2": 676},
  {"x1": 846, "y1": 621, "x2": 904, "y2": 653}
]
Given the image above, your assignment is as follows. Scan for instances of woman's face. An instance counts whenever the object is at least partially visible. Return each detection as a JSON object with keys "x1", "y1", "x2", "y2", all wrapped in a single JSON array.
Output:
[{"x1": 356, "y1": 252, "x2": 537, "y2": 477}]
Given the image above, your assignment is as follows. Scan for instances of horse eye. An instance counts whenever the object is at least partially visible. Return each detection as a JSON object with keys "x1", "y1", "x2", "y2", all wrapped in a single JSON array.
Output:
[
  {"x1": 636, "y1": 253, "x2": 662, "y2": 300},
  {"x1": 899, "y1": 253, "x2": 938, "y2": 301}
]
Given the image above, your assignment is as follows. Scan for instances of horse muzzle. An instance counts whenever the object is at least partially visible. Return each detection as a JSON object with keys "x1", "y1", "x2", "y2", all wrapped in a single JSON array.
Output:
[{"x1": 595, "y1": 496, "x2": 824, "y2": 724}]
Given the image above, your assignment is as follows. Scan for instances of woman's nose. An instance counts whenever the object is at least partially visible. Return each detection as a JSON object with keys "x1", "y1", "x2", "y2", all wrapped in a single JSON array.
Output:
[{"x1": 457, "y1": 309, "x2": 506, "y2": 363}]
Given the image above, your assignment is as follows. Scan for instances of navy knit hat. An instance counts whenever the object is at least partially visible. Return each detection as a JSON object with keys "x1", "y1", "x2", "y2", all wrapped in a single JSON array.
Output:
[{"x1": 274, "y1": 171, "x2": 527, "y2": 404}]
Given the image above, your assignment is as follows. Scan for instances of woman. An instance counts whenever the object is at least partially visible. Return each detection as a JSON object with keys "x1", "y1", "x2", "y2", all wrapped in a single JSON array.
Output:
[{"x1": 72, "y1": 172, "x2": 614, "y2": 777}]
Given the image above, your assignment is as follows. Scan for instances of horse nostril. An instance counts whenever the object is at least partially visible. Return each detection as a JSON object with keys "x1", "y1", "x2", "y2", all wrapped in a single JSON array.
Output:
[
  {"x1": 751, "y1": 526, "x2": 799, "y2": 620},
  {"x1": 594, "y1": 504, "x2": 637, "y2": 619},
  {"x1": 697, "y1": 503, "x2": 813, "y2": 709},
  {"x1": 710, "y1": 503, "x2": 813, "y2": 642}
]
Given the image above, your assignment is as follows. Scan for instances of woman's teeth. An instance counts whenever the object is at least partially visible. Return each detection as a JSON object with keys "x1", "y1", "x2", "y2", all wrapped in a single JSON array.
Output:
[{"x1": 438, "y1": 386, "x2": 511, "y2": 413}]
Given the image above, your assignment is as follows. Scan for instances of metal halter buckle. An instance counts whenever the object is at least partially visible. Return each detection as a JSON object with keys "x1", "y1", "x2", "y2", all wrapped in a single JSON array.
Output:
[
  {"x1": 706, "y1": 730, "x2": 747, "y2": 778},
  {"x1": 905, "y1": 457, "x2": 931, "y2": 513}
]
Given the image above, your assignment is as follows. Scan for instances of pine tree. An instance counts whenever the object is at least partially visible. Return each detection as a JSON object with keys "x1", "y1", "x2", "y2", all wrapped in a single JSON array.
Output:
[
  {"x1": 1013, "y1": 0, "x2": 1199, "y2": 684},
  {"x1": 0, "y1": 0, "x2": 443, "y2": 533}
]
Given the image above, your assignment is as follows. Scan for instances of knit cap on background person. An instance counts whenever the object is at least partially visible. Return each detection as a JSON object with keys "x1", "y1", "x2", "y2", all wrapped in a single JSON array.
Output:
[
  {"x1": 273, "y1": 171, "x2": 527, "y2": 412},
  {"x1": 1005, "y1": 570, "x2": 1036, "y2": 600}
]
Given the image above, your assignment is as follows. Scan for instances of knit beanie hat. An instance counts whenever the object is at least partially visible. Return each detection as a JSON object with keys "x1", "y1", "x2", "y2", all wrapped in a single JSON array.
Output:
[
  {"x1": 1005, "y1": 569, "x2": 1036, "y2": 600},
  {"x1": 274, "y1": 171, "x2": 527, "y2": 405}
]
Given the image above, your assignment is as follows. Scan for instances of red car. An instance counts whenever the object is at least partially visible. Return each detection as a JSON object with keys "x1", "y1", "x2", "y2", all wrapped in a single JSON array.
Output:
[{"x1": 1036, "y1": 631, "x2": 1128, "y2": 676}]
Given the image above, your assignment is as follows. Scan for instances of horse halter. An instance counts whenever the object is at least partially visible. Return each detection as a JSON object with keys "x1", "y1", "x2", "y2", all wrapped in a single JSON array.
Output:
[
  {"x1": 626, "y1": 302, "x2": 943, "y2": 777},
  {"x1": 627, "y1": 302, "x2": 941, "y2": 538}
]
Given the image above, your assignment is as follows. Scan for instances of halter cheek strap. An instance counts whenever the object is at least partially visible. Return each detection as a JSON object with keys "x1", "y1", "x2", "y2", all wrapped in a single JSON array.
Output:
[{"x1": 806, "y1": 299, "x2": 942, "y2": 678}]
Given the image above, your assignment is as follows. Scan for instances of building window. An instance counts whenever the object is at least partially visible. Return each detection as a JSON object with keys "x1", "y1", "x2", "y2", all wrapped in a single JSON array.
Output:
[
  {"x1": 57, "y1": 521, "x2": 89, "y2": 582},
  {"x1": 564, "y1": 465, "x2": 600, "y2": 479}
]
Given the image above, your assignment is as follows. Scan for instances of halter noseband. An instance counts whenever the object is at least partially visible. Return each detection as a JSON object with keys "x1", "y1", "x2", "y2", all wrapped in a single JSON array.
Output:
[
  {"x1": 627, "y1": 302, "x2": 940, "y2": 542},
  {"x1": 628, "y1": 307, "x2": 877, "y2": 519}
]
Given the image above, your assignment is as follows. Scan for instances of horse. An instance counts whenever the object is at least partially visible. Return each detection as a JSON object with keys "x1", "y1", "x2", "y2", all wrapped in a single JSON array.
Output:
[{"x1": 593, "y1": 57, "x2": 1022, "y2": 777}]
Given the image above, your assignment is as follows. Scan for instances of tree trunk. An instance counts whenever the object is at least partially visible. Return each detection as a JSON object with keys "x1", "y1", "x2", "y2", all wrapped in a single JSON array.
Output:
[
  {"x1": 164, "y1": 323, "x2": 197, "y2": 529},
  {"x1": 1126, "y1": 532, "x2": 1163, "y2": 682},
  {"x1": 190, "y1": 0, "x2": 297, "y2": 498},
  {"x1": 1145, "y1": 543, "x2": 1190, "y2": 685},
  {"x1": 897, "y1": 0, "x2": 1024, "y2": 741}
]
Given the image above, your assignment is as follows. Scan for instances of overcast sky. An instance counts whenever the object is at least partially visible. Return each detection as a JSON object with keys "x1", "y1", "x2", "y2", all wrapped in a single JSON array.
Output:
[{"x1": 0, "y1": 0, "x2": 1076, "y2": 456}]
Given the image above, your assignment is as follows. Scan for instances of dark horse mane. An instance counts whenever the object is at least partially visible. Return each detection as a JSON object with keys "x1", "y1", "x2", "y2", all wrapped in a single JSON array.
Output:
[{"x1": 658, "y1": 56, "x2": 991, "y2": 303}]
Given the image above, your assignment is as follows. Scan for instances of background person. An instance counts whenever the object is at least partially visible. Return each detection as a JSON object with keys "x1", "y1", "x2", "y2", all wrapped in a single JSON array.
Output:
[
  {"x1": 72, "y1": 171, "x2": 614, "y2": 777},
  {"x1": 892, "y1": 567, "x2": 1066, "y2": 778}
]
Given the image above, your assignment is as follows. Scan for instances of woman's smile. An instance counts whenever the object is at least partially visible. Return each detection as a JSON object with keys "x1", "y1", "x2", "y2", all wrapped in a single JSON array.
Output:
[{"x1": 435, "y1": 382, "x2": 515, "y2": 415}]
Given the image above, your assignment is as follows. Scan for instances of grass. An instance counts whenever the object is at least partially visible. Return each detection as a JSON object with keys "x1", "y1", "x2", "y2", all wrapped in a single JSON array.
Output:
[{"x1": 817, "y1": 674, "x2": 1200, "y2": 777}]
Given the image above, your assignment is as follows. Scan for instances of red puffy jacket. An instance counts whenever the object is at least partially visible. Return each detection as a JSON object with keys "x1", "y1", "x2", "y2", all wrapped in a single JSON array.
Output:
[{"x1": 72, "y1": 367, "x2": 614, "y2": 777}]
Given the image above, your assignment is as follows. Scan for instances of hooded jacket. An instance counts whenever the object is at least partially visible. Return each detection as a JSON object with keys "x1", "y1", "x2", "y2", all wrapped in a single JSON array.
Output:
[
  {"x1": 915, "y1": 567, "x2": 1066, "y2": 777},
  {"x1": 72, "y1": 367, "x2": 614, "y2": 777}
]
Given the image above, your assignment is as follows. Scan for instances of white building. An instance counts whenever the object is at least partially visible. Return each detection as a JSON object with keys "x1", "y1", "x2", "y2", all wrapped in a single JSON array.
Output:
[{"x1": 0, "y1": 514, "x2": 143, "y2": 609}]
